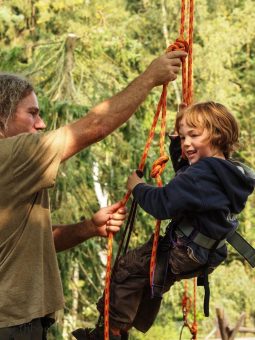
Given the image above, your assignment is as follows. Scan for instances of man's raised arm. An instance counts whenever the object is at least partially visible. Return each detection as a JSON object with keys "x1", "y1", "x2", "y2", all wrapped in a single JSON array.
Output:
[{"x1": 61, "y1": 51, "x2": 187, "y2": 162}]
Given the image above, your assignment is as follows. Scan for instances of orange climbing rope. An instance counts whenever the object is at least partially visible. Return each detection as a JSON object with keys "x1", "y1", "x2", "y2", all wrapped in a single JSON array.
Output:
[
  {"x1": 104, "y1": 1, "x2": 195, "y2": 339},
  {"x1": 180, "y1": 278, "x2": 198, "y2": 340},
  {"x1": 175, "y1": 1, "x2": 198, "y2": 339},
  {"x1": 104, "y1": 79, "x2": 171, "y2": 340}
]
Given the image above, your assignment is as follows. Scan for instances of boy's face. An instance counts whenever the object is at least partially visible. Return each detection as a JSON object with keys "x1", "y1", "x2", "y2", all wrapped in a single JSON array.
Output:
[
  {"x1": 5, "y1": 91, "x2": 46, "y2": 137},
  {"x1": 179, "y1": 116, "x2": 224, "y2": 164}
]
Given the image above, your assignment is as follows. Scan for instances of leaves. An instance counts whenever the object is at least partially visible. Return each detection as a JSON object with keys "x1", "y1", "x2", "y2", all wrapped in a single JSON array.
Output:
[{"x1": 1, "y1": 0, "x2": 255, "y2": 338}]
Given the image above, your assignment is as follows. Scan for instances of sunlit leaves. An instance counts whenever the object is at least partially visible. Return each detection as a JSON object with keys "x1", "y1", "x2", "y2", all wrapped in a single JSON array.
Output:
[{"x1": 1, "y1": 0, "x2": 255, "y2": 338}]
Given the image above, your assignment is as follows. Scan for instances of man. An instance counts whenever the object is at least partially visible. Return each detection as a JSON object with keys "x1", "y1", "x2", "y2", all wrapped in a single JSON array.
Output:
[{"x1": 0, "y1": 50, "x2": 186, "y2": 339}]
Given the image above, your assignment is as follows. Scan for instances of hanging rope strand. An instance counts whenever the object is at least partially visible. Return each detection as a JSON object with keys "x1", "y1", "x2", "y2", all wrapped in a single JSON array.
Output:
[
  {"x1": 104, "y1": 90, "x2": 166, "y2": 340},
  {"x1": 104, "y1": 80, "x2": 171, "y2": 339},
  {"x1": 138, "y1": 90, "x2": 166, "y2": 172},
  {"x1": 180, "y1": 0, "x2": 187, "y2": 103},
  {"x1": 180, "y1": 0, "x2": 185, "y2": 38},
  {"x1": 149, "y1": 84, "x2": 169, "y2": 287},
  {"x1": 191, "y1": 277, "x2": 198, "y2": 340},
  {"x1": 178, "y1": 1, "x2": 197, "y2": 340},
  {"x1": 104, "y1": 0, "x2": 194, "y2": 338},
  {"x1": 187, "y1": 0, "x2": 194, "y2": 105}
]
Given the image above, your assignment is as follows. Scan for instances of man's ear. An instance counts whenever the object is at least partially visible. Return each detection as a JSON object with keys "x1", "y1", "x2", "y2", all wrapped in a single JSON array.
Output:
[{"x1": 0, "y1": 120, "x2": 6, "y2": 137}]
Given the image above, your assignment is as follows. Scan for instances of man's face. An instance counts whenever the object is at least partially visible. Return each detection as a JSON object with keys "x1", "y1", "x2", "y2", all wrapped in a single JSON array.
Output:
[{"x1": 5, "y1": 91, "x2": 46, "y2": 137}]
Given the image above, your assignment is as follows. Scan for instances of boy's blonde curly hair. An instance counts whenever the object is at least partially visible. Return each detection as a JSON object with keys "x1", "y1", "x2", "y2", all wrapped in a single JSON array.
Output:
[{"x1": 175, "y1": 101, "x2": 239, "y2": 158}]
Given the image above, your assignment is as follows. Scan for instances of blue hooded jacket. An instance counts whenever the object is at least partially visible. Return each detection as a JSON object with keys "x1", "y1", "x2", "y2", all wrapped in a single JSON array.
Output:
[{"x1": 132, "y1": 145, "x2": 255, "y2": 267}]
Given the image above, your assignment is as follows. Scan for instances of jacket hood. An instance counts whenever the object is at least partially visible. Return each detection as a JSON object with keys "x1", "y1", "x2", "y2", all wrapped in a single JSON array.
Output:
[
  {"x1": 229, "y1": 159, "x2": 255, "y2": 185},
  {"x1": 202, "y1": 158, "x2": 255, "y2": 214}
]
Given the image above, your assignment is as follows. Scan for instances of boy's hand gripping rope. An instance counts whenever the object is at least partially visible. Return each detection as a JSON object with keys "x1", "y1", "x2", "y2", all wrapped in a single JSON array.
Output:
[{"x1": 104, "y1": 1, "x2": 194, "y2": 338}]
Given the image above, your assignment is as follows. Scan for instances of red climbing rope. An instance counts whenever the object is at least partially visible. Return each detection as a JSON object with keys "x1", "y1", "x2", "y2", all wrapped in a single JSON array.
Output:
[
  {"x1": 175, "y1": 0, "x2": 198, "y2": 339},
  {"x1": 104, "y1": 1, "x2": 194, "y2": 339},
  {"x1": 168, "y1": 0, "x2": 194, "y2": 106},
  {"x1": 180, "y1": 278, "x2": 198, "y2": 340},
  {"x1": 175, "y1": 1, "x2": 198, "y2": 339}
]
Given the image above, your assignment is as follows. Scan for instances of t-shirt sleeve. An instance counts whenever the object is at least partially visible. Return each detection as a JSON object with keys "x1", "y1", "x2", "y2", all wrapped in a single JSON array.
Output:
[
  {"x1": 132, "y1": 170, "x2": 205, "y2": 220},
  {"x1": 11, "y1": 128, "x2": 66, "y2": 197}
]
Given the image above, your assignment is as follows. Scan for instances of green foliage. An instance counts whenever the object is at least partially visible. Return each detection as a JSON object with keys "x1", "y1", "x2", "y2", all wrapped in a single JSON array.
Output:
[
  {"x1": 130, "y1": 322, "x2": 179, "y2": 340},
  {"x1": 1, "y1": 0, "x2": 255, "y2": 339}
]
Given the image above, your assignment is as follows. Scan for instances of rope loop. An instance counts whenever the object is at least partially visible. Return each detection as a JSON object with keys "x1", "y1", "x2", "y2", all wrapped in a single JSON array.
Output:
[
  {"x1": 191, "y1": 322, "x2": 198, "y2": 339},
  {"x1": 150, "y1": 155, "x2": 169, "y2": 178},
  {"x1": 182, "y1": 294, "x2": 192, "y2": 318},
  {"x1": 167, "y1": 37, "x2": 189, "y2": 54}
]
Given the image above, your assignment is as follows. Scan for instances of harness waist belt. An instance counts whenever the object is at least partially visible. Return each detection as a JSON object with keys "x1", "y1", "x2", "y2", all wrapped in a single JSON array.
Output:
[
  {"x1": 177, "y1": 224, "x2": 255, "y2": 268},
  {"x1": 177, "y1": 224, "x2": 226, "y2": 249}
]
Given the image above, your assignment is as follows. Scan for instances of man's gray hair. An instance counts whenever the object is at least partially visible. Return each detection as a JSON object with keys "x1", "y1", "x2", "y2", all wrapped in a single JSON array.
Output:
[{"x1": 0, "y1": 74, "x2": 34, "y2": 137}]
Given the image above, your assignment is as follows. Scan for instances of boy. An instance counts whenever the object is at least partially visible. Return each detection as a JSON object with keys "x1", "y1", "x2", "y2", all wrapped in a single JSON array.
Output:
[{"x1": 74, "y1": 102, "x2": 255, "y2": 339}]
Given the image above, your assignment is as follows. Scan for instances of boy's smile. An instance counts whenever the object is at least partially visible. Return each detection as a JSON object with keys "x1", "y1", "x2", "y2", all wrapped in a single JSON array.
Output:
[{"x1": 179, "y1": 117, "x2": 225, "y2": 164}]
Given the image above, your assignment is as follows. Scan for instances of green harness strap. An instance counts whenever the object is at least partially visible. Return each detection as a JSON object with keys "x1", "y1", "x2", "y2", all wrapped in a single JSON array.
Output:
[
  {"x1": 227, "y1": 231, "x2": 255, "y2": 268},
  {"x1": 177, "y1": 223, "x2": 255, "y2": 268}
]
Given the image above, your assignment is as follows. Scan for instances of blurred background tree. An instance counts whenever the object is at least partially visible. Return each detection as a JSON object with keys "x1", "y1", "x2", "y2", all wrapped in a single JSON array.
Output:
[{"x1": 1, "y1": 0, "x2": 254, "y2": 339}]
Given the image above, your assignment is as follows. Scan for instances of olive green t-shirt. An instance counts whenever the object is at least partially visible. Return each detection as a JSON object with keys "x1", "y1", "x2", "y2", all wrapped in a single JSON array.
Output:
[{"x1": 0, "y1": 129, "x2": 66, "y2": 327}]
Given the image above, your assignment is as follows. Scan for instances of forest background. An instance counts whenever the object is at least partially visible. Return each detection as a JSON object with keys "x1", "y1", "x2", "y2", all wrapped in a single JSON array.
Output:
[{"x1": 0, "y1": 0, "x2": 255, "y2": 339}]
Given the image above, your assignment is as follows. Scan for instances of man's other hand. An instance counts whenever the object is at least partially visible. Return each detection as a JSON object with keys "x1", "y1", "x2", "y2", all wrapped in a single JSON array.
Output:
[{"x1": 91, "y1": 201, "x2": 127, "y2": 237}]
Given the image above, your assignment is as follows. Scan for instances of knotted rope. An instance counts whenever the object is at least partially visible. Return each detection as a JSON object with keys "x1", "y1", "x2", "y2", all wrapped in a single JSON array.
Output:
[
  {"x1": 174, "y1": 1, "x2": 198, "y2": 340},
  {"x1": 179, "y1": 278, "x2": 198, "y2": 340},
  {"x1": 150, "y1": 155, "x2": 169, "y2": 178},
  {"x1": 104, "y1": 1, "x2": 194, "y2": 338}
]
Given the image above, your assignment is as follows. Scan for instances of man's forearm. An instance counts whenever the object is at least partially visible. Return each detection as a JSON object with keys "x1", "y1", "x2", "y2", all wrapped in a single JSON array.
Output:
[
  {"x1": 61, "y1": 72, "x2": 154, "y2": 161},
  {"x1": 90, "y1": 72, "x2": 154, "y2": 137},
  {"x1": 53, "y1": 220, "x2": 96, "y2": 252},
  {"x1": 61, "y1": 51, "x2": 186, "y2": 161}
]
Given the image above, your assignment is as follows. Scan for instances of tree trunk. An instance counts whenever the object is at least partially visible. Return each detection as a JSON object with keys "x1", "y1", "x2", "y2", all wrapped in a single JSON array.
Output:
[{"x1": 216, "y1": 308, "x2": 246, "y2": 340}]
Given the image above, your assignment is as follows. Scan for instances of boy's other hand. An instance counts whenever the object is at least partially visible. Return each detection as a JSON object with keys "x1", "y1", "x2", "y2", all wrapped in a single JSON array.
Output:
[{"x1": 127, "y1": 171, "x2": 145, "y2": 191}]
